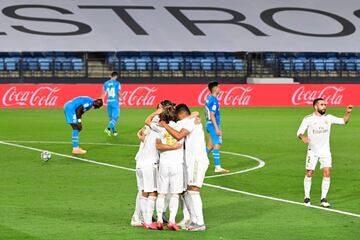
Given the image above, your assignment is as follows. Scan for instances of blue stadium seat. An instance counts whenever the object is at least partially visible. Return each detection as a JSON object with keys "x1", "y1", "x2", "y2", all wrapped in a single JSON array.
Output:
[
  {"x1": 0, "y1": 58, "x2": 4, "y2": 71},
  {"x1": 136, "y1": 58, "x2": 149, "y2": 71},
  {"x1": 190, "y1": 58, "x2": 201, "y2": 71},
  {"x1": 325, "y1": 59, "x2": 335, "y2": 71},
  {"x1": 24, "y1": 58, "x2": 39, "y2": 71},
  {"x1": 38, "y1": 58, "x2": 52, "y2": 71},
  {"x1": 345, "y1": 58, "x2": 356, "y2": 71},
  {"x1": 293, "y1": 59, "x2": 304, "y2": 71},
  {"x1": 233, "y1": 59, "x2": 244, "y2": 71},
  {"x1": 156, "y1": 58, "x2": 169, "y2": 71},
  {"x1": 169, "y1": 58, "x2": 181, "y2": 71},
  {"x1": 72, "y1": 58, "x2": 83, "y2": 71},
  {"x1": 5, "y1": 57, "x2": 19, "y2": 71},
  {"x1": 280, "y1": 58, "x2": 291, "y2": 71},
  {"x1": 61, "y1": 58, "x2": 72, "y2": 71},
  {"x1": 201, "y1": 58, "x2": 213, "y2": 71},
  {"x1": 314, "y1": 59, "x2": 325, "y2": 71},
  {"x1": 123, "y1": 58, "x2": 136, "y2": 71}
]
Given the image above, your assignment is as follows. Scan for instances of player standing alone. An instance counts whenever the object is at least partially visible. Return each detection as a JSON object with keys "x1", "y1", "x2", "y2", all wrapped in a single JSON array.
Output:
[
  {"x1": 297, "y1": 98, "x2": 352, "y2": 207},
  {"x1": 102, "y1": 71, "x2": 123, "y2": 136},
  {"x1": 205, "y1": 82, "x2": 229, "y2": 173}
]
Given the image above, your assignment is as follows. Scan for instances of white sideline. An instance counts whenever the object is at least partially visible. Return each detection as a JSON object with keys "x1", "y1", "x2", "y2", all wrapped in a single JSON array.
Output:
[
  {"x1": 3, "y1": 140, "x2": 265, "y2": 178},
  {"x1": 0, "y1": 140, "x2": 359, "y2": 219}
]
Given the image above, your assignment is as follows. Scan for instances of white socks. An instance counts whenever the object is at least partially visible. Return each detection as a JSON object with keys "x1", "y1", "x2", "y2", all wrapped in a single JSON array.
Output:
[
  {"x1": 140, "y1": 196, "x2": 148, "y2": 222},
  {"x1": 132, "y1": 191, "x2": 142, "y2": 221},
  {"x1": 183, "y1": 191, "x2": 197, "y2": 224},
  {"x1": 169, "y1": 194, "x2": 179, "y2": 223},
  {"x1": 156, "y1": 194, "x2": 165, "y2": 223},
  {"x1": 189, "y1": 191, "x2": 205, "y2": 225},
  {"x1": 181, "y1": 195, "x2": 190, "y2": 222},
  {"x1": 321, "y1": 177, "x2": 331, "y2": 199},
  {"x1": 304, "y1": 176, "x2": 312, "y2": 199},
  {"x1": 145, "y1": 196, "x2": 156, "y2": 224}
]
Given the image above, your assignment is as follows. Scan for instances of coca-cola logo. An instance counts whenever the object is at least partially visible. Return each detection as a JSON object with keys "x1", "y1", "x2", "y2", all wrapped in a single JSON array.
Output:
[
  {"x1": 292, "y1": 86, "x2": 344, "y2": 105},
  {"x1": 198, "y1": 86, "x2": 253, "y2": 106},
  {"x1": 122, "y1": 87, "x2": 157, "y2": 106},
  {"x1": 2, "y1": 86, "x2": 60, "y2": 107}
]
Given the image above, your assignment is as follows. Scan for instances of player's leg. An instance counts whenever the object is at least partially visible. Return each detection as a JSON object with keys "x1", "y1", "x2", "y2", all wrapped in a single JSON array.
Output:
[
  {"x1": 206, "y1": 133, "x2": 213, "y2": 154},
  {"x1": 142, "y1": 165, "x2": 158, "y2": 229},
  {"x1": 131, "y1": 190, "x2": 143, "y2": 227},
  {"x1": 186, "y1": 162, "x2": 208, "y2": 231},
  {"x1": 155, "y1": 164, "x2": 168, "y2": 230},
  {"x1": 208, "y1": 125, "x2": 229, "y2": 173},
  {"x1": 104, "y1": 106, "x2": 113, "y2": 136},
  {"x1": 320, "y1": 156, "x2": 332, "y2": 207},
  {"x1": 304, "y1": 154, "x2": 317, "y2": 206},
  {"x1": 70, "y1": 123, "x2": 86, "y2": 155},
  {"x1": 111, "y1": 107, "x2": 120, "y2": 136},
  {"x1": 167, "y1": 164, "x2": 183, "y2": 231}
]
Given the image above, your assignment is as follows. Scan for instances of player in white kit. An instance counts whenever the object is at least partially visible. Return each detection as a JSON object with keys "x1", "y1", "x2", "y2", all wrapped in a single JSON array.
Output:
[
  {"x1": 297, "y1": 98, "x2": 352, "y2": 207},
  {"x1": 131, "y1": 100, "x2": 175, "y2": 229},
  {"x1": 159, "y1": 104, "x2": 209, "y2": 231},
  {"x1": 151, "y1": 108, "x2": 184, "y2": 231}
]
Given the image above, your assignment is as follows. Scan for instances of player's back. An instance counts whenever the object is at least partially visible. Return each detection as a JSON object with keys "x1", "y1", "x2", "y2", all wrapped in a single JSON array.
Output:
[
  {"x1": 103, "y1": 79, "x2": 120, "y2": 105},
  {"x1": 65, "y1": 96, "x2": 93, "y2": 111},
  {"x1": 180, "y1": 118, "x2": 209, "y2": 165},
  {"x1": 205, "y1": 95, "x2": 220, "y2": 125}
]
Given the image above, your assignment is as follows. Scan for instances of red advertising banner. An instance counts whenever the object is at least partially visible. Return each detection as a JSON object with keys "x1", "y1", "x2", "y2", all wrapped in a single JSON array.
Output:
[{"x1": 0, "y1": 84, "x2": 356, "y2": 108}]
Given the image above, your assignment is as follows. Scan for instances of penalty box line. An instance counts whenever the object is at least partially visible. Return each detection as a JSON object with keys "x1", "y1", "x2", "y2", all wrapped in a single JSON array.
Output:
[{"x1": 0, "y1": 140, "x2": 359, "y2": 219}]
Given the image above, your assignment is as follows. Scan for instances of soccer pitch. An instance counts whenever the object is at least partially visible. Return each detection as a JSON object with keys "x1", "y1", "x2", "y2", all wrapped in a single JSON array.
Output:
[{"x1": 0, "y1": 107, "x2": 359, "y2": 240}]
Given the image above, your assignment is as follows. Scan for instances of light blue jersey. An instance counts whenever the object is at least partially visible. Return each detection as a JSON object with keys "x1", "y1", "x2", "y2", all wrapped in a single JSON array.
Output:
[
  {"x1": 103, "y1": 79, "x2": 121, "y2": 107},
  {"x1": 205, "y1": 95, "x2": 220, "y2": 126},
  {"x1": 63, "y1": 96, "x2": 94, "y2": 124},
  {"x1": 103, "y1": 79, "x2": 121, "y2": 134}
]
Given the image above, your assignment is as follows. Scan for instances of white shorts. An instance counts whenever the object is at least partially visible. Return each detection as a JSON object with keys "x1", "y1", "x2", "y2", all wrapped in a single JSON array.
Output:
[
  {"x1": 136, "y1": 164, "x2": 158, "y2": 193},
  {"x1": 157, "y1": 163, "x2": 184, "y2": 194},
  {"x1": 305, "y1": 154, "x2": 332, "y2": 170},
  {"x1": 186, "y1": 161, "x2": 208, "y2": 188}
]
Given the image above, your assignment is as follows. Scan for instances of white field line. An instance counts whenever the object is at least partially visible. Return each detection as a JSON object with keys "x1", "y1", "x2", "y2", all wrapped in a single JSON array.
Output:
[
  {"x1": 0, "y1": 140, "x2": 359, "y2": 219},
  {"x1": 3, "y1": 140, "x2": 265, "y2": 178}
]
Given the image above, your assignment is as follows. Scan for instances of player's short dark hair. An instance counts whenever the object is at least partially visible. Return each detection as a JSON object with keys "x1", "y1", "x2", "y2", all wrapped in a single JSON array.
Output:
[
  {"x1": 93, "y1": 98, "x2": 103, "y2": 108},
  {"x1": 208, "y1": 81, "x2": 219, "y2": 93},
  {"x1": 111, "y1": 71, "x2": 118, "y2": 77},
  {"x1": 175, "y1": 103, "x2": 191, "y2": 116},
  {"x1": 313, "y1": 98, "x2": 324, "y2": 107}
]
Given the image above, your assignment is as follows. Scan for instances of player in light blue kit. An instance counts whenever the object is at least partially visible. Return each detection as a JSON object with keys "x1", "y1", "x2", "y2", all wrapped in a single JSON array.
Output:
[
  {"x1": 205, "y1": 82, "x2": 229, "y2": 173},
  {"x1": 102, "y1": 71, "x2": 123, "y2": 136},
  {"x1": 64, "y1": 96, "x2": 103, "y2": 155}
]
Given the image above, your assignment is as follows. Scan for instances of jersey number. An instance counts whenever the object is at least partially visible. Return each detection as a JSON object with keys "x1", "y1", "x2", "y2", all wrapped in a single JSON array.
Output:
[
  {"x1": 106, "y1": 87, "x2": 116, "y2": 98},
  {"x1": 164, "y1": 132, "x2": 177, "y2": 145}
]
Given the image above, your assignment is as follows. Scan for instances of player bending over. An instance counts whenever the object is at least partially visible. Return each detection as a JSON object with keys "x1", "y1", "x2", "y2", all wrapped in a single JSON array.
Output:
[
  {"x1": 297, "y1": 98, "x2": 352, "y2": 207},
  {"x1": 63, "y1": 96, "x2": 103, "y2": 154}
]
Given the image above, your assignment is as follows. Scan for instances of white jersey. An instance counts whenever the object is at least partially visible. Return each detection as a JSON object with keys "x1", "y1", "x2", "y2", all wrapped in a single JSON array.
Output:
[
  {"x1": 297, "y1": 113, "x2": 345, "y2": 156},
  {"x1": 179, "y1": 117, "x2": 210, "y2": 166},
  {"x1": 151, "y1": 121, "x2": 184, "y2": 165},
  {"x1": 135, "y1": 115, "x2": 160, "y2": 168}
]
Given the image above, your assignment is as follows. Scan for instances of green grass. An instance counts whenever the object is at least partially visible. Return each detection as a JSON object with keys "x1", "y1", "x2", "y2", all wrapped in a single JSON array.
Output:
[{"x1": 0, "y1": 107, "x2": 359, "y2": 240}]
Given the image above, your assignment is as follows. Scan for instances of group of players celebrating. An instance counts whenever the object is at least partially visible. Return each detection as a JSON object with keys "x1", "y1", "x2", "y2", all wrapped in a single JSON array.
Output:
[
  {"x1": 132, "y1": 100, "x2": 208, "y2": 231},
  {"x1": 131, "y1": 82, "x2": 229, "y2": 231}
]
